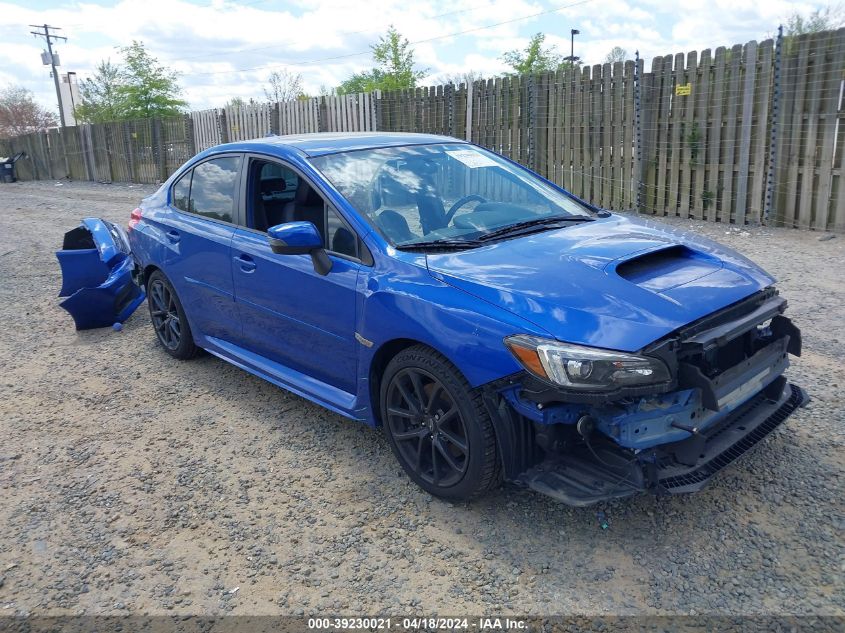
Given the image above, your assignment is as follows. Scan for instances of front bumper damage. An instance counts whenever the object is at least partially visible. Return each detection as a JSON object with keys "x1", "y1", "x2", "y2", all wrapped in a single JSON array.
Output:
[{"x1": 485, "y1": 289, "x2": 809, "y2": 506}]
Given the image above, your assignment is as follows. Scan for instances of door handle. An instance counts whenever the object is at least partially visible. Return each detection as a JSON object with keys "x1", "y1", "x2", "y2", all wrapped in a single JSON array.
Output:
[
  {"x1": 166, "y1": 230, "x2": 181, "y2": 243},
  {"x1": 234, "y1": 253, "x2": 256, "y2": 273}
]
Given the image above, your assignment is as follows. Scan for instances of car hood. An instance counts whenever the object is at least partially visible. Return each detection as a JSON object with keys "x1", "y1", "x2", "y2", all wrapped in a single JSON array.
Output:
[{"x1": 426, "y1": 214, "x2": 774, "y2": 352}]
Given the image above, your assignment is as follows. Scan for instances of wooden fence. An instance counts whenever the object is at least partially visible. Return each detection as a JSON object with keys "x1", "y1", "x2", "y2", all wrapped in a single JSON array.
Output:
[
  {"x1": 2, "y1": 29, "x2": 842, "y2": 231},
  {"x1": 190, "y1": 92, "x2": 379, "y2": 151}
]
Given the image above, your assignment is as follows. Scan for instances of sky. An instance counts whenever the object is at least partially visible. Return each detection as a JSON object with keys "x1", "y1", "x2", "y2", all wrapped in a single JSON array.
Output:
[{"x1": 0, "y1": 0, "x2": 832, "y2": 113}]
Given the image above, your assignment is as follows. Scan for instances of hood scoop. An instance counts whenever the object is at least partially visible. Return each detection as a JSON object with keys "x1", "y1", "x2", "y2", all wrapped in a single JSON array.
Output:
[{"x1": 613, "y1": 245, "x2": 723, "y2": 293}]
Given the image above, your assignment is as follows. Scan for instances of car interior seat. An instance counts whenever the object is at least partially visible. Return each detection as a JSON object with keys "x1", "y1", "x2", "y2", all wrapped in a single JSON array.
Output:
[
  {"x1": 372, "y1": 160, "x2": 448, "y2": 236},
  {"x1": 252, "y1": 180, "x2": 269, "y2": 232},
  {"x1": 331, "y1": 227, "x2": 356, "y2": 256},
  {"x1": 377, "y1": 210, "x2": 416, "y2": 243},
  {"x1": 283, "y1": 181, "x2": 326, "y2": 236}
]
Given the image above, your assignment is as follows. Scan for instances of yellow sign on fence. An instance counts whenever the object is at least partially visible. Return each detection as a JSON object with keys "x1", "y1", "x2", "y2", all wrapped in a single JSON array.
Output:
[{"x1": 675, "y1": 83, "x2": 692, "y2": 96}]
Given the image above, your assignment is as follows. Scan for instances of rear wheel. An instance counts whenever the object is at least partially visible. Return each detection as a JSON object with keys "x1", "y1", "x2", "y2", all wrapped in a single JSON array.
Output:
[
  {"x1": 147, "y1": 270, "x2": 198, "y2": 360},
  {"x1": 381, "y1": 346, "x2": 500, "y2": 500}
]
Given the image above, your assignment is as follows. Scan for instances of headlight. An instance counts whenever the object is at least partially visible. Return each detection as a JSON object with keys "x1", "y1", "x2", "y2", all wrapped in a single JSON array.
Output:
[{"x1": 504, "y1": 335, "x2": 671, "y2": 391}]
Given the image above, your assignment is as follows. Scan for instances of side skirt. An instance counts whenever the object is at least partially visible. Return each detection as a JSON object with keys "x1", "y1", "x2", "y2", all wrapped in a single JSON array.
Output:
[{"x1": 201, "y1": 336, "x2": 368, "y2": 423}]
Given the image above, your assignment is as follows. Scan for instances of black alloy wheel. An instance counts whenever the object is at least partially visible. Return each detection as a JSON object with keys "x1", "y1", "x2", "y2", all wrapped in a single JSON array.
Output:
[
  {"x1": 146, "y1": 270, "x2": 199, "y2": 360},
  {"x1": 385, "y1": 367, "x2": 470, "y2": 487},
  {"x1": 149, "y1": 278, "x2": 181, "y2": 350},
  {"x1": 381, "y1": 345, "x2": 500, "y2": 499}
]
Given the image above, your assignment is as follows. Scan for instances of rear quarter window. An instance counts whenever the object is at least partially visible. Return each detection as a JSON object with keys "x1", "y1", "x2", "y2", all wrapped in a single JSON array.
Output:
[
  {"x1": 188, "y1": 156, "x2": 241, "y2": 223},
  {"x1": 171, "y1": 171, "x2": 191, "y2": 212}
]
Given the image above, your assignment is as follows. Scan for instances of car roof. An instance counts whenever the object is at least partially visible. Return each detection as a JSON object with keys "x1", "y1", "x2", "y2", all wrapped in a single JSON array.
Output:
[{"x1": 213, "y1": 132, "x2": 466, "y2": 158}]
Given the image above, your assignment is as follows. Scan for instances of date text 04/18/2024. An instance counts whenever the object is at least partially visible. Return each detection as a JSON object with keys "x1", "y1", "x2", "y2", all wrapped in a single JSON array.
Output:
[{"x1": 307, "y1": 617, "x2": 528, "y2": 630}]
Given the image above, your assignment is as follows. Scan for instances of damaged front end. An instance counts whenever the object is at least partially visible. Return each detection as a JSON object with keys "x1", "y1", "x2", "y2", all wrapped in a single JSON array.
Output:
[
  {"x1": 56, "y1": 218, "x2": 145, "y2": 330},
  {"x1": 485, "y1": 288, "x2": 809, "y2": 506}
]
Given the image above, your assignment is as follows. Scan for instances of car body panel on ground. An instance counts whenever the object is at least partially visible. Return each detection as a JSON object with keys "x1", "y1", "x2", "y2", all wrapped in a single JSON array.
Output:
[{"x1": 56, "y1": 218, "x2": 145, "y2": 330}]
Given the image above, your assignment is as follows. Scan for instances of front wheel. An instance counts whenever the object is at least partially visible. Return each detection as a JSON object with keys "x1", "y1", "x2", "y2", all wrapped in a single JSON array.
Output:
[
  {"x1": 380, "y1": 346, "x2": 500, "y2": 500},
  {"x1": 146, "y1": 270, "x2": 199, "y2": 360}
]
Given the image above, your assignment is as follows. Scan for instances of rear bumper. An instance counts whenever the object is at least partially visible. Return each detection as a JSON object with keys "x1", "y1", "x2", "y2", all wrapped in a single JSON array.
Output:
[
  {"x1": 56, "y1": 218, "x2": 145, "y2": 330},
  {"x1": 513, "y1": 380, "x2": 808, "y2": 506}
]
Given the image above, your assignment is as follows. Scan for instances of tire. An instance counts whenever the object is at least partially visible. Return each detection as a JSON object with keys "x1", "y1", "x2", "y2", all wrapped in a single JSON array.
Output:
[
  {"x1": 146, "y1": 270, "x2": 199, "y2": 360},
  {"x1": 380, "y1": 345, "x2": 501, "y2": 500}
]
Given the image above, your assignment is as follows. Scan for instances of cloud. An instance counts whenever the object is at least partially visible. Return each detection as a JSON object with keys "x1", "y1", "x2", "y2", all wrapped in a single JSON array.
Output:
[{"x1": 0, "y1": 0, "x2": 833, "y2": 112}]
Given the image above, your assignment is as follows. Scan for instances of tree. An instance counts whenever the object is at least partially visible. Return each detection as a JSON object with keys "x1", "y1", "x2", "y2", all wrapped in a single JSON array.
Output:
[
  {"x1": 502, "y1": 33, "x2": 570, "y2": 75},
  {"x1": 265, "y1": 69, "x2": 305, "y2": 103},
  {"x1": 441, "y1": 70, "x2": 484, "y2": 87},
  {"x1": 785, "y1": 4, "x2": 844, "y2": 35},
  {"x1": 75, "y1": 42, "x2": 186, "y2": 122},
  {"x1": 118, "y1": 41, "x2": 187, "y2": 119},
  {"x1": 75, "y1": 60, "x2": 124, "y2": 123},
  {"x1": 604, "y1": 46, "x2": 628, "y2": 64},
  {"x1": 337, "y1": 26, "x2": 427, "y2": 94},
  {"x1": 0, "y1": 85, "x2": 57, "y2": 138}
]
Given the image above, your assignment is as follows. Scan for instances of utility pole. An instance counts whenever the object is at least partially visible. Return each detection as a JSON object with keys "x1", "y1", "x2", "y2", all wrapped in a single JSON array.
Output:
[
  {"x1": 564, "y1": 29, "x2": 580, "y2": 65},
  {"x1": 30, "y1": 24, "x2": 67, "y2": 127}
]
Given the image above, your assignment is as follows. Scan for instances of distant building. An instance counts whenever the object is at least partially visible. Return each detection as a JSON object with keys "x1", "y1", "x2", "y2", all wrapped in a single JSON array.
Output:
[{"x1": 60, "y1": 73, "x2": 81, "y2": 127}]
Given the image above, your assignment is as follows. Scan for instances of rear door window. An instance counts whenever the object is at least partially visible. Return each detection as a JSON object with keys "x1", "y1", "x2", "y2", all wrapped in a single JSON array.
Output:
[{"x1": 188, "y1": 156, "x2": 242, "y2": 223}]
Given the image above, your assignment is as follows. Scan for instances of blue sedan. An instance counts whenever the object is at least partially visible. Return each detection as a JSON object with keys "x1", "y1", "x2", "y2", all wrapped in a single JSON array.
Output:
[{"x1": 126, "y1": 132, "x2": 806, "y2": 505}]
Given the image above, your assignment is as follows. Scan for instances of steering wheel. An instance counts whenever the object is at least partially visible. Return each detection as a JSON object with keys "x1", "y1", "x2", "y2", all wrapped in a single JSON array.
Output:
[{"x1": 445, "y1": 194, "x2": 487, "y2": 224}]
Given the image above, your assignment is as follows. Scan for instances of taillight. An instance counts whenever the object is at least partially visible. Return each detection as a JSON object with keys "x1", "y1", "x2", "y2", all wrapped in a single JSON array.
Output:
[{"x1": 129, "y1": 208, "x2": 142, "y2": 230}]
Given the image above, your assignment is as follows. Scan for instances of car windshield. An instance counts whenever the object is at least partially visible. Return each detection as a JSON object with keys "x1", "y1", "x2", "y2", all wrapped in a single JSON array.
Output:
[{"x1": 309, "y1": 143, "x2": 594, "y2": 248}]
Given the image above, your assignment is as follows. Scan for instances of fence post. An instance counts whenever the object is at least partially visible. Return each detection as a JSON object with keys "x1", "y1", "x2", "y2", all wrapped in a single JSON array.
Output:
[
  {"x1": 80, "y1": 125, "x2": 94, "y2": 181},
  {"x1": 151, "y1": 117, "x2": 166, "y2": 183},
  {"x1": 218, "y1": 109, "x2": 229, "y2": 144},
  {"x1": 59, "y1": 127, "x2": 70, "y2": 180},
  {"x1": 446, "y1": 83, "x2": 455, "y2": 137},
  {"x1": 122, "y1": 123, "x2": 136, "y2": 183},
  {"x1": 270, "y1": 103, "x2": 280, "y2": 135},
  {"x1": 634, "y1": 50, "x2": 643, "y2": 212},
  {"x1": 764, "y1": 25, "x2": 783, "y2": 225},
  {"x1": 25, "y1": 135, "x2": 39, "y2": 180},
  {"x1": 734, "y1": 41, "x2": 758, "y2": 226},
  {"x1": 185, "y1": 114, "x2": 196, "y2": 156},
  {"x1": 317, "y1": 96, "x2": 327, "y2": 132},
  {"x1": 465, "y1": 81, "x2": 473, "y2": 141},
  {"x1": 39, "y1": 131, "x2": 52, "y2": 180},
  {"x1": 528, "y1": 74, "x2": 536, "y2": 170}
]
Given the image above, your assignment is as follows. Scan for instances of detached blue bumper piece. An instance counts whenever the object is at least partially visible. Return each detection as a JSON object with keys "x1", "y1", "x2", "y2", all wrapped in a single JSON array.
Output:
[{"x1": 57, "y1": 218, "x2": 145, "y2": 330}]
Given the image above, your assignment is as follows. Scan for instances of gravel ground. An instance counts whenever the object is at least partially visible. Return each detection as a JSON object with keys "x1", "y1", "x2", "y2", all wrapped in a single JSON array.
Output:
[{"x1": 0, "y1": 179, "x2": 843, "y2": 617}]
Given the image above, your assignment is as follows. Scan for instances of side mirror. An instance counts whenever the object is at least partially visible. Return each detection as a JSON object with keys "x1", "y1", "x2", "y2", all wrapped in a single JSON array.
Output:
[{"x1": 267, "y1": 221, "x2": 332, "y2": 276}]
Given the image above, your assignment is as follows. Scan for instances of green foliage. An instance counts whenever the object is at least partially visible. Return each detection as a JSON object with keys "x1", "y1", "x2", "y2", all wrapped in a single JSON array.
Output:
[
  {"x1": 75, "y1": 41, "x2": 186, "y2": 123},
  {"x1": 119, "y1": 41, "x2": 187, "y2": 119},
  {"x1": 785, "y1": 5, "x2": 844, "y2": 35},
  {"x1": 781, "y1": 5, "x2": 844, "y2": 54},
  {"x1": 337, "y1": 26, "x2": 427, "y2": 94},
  {"x1": 337, "y1": 71, "x2": 382, "y2": 95},
  {"x1": 502, "y1": 33, "x2": 578, "y2": 75},
  {"x1": 701, "y1": 190, "x2": 714, "y2": 210},
  {"x1": 75, "y1": 61, "x2": 124, "y2": 123},
  {"x1": 686, "y1": 122, "x2": 702, "y2": 166}
]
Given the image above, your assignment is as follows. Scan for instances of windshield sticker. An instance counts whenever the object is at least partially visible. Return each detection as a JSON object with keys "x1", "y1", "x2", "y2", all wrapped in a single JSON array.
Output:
[{"x1": 446, "y1": 150, "x2": 498, "y2": 168}]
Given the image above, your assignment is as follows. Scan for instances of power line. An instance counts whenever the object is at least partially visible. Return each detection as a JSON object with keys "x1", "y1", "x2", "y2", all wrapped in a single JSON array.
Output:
[
  {"x1": 29, "y1": 23, "x2": 67, "y2": 127},
  {"x1": 167, "y1": 1, "x2": 498, "y2": 63},
  {"x1": 181, "y1": 0, "x2": 595, "y2": 79}
]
